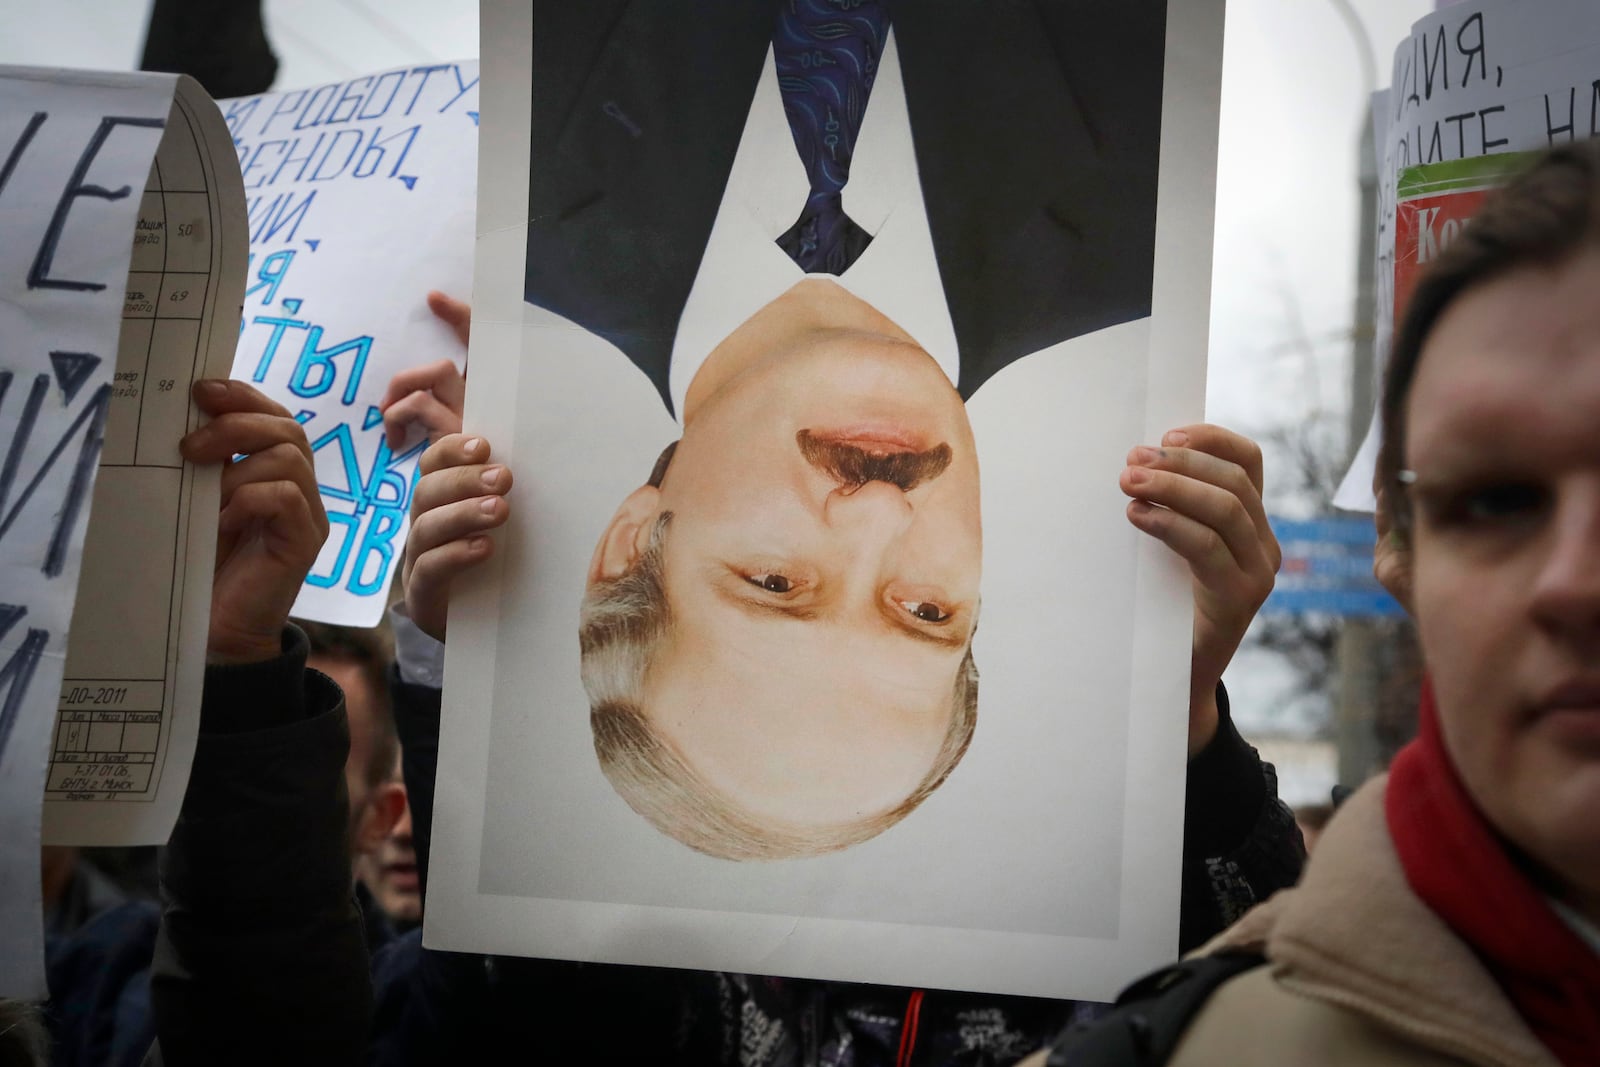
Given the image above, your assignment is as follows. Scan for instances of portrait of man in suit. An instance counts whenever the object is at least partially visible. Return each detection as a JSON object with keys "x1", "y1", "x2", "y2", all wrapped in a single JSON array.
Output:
[
  {"x1": 580, "y1": 277, "x2": 981, "y2": 860},
  {"x1": 523, "y1": 0, "x2": 1168, "y2": 859}
]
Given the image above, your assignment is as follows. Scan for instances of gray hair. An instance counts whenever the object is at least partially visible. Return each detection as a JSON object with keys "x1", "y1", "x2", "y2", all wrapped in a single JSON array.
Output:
[{"x1": 579, "y1": 512, "x2": 978, "y2": 861}]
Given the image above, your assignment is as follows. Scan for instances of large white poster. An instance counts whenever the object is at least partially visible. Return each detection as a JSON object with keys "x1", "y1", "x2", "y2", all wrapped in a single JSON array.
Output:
[
  {"x1": 428, "y1": 0, "x2": 1223, "y2": 1001},
  {"x1": 224, "y1": 63, "x2": 478, "y2": 626},
  {"x1": 1336, "y1": 0, "x2": 1600, "y2": 510},
  {"x1": 41, "y1": 76, "x2": 248, "y2": 850}
]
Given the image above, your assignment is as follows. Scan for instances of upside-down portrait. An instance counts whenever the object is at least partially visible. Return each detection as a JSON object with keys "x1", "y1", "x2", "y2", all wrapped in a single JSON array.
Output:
[
  {"x1": 425, "y1": 0, "x2": 1239, "y2": 1000},
  {"x1": 524, "y1": 0, "x2": 1169, "y2": 860}
]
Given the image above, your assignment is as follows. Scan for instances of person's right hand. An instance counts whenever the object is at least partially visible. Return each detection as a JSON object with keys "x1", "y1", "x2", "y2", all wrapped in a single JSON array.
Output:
[
  {"x1": 403, "y1": 433, "x2": 512, "y2": 641},
  {"x1": 1122, "y1": 424, "x2": 1280, "y2": 757},
  {"x1": 180, "y1": 380, "x2": 330, "y2": 664}
]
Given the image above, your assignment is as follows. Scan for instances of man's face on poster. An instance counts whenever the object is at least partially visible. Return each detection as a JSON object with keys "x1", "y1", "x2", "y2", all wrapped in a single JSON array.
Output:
[{"x1": 585, "y1": 305, "x2": 982, "y2": 859}]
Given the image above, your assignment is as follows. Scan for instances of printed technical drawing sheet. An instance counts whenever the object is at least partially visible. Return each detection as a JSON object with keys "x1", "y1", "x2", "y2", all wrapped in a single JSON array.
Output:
[{"x1": 1, "y1": 66, "x2": 245, "y2": 997}]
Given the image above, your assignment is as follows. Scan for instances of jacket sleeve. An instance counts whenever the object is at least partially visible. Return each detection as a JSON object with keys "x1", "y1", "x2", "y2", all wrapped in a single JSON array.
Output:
[
  {"x1": 1177, "y1": 685, "x2": 1305, "y2": 951},
  {"x1": 139, "y1": 0, "x2": 277, "y2": 98},
  {"x1": 149, "y1": 626, "x2": 370, "y2": 1066}
]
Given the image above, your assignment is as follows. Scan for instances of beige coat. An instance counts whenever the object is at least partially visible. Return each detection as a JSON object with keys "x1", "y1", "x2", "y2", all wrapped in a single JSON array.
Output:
[
  {"x1": 1170, "y1": 779, "x2": 1557, "y2": 1066},
  {"x1": 1022, "y1": 779, "x2": 1560, "y2": 1067}
]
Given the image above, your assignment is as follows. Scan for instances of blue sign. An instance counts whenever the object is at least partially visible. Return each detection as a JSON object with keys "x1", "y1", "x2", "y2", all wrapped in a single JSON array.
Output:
[
  {"x1": 1269, "y1": 516, "x2": 1383, "y2": 545},
  {"x1": 1262, "y1": 515, "x2": 1406, "y2": 619}
]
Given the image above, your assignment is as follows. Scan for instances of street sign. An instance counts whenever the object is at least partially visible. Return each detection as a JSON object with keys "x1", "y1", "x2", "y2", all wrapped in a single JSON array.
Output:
[{"x1": 1263, "y1": 516, "x2": 1405, "y2": 618}]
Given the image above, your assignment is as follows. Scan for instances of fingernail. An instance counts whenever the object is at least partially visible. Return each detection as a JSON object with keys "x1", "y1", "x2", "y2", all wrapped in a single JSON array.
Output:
[
  {"x1": 1126, "y1": 466, "x2": 1150, "y2": 486},
  {"x1": 463, "y1": 437, "x2": 482, "y2": 456},
  {"x1": 481, "y1": 466, "x2": 502, "y2": 489},
  {"x1": 480, "y1": 497, "x2": 498, "y2": 514},
  {"x1": 1163, "y1": 430, "x2": 1188, "y2": 447},
  {"x1": 194, "y1": 379, "x2": 227, "y2": 399},
  {"x1": 1130, "y1": 446, "x2": 1158, "y2": 465},
  {"x1": 469, "y1": 536, "x2": 489, "y2": 551}
]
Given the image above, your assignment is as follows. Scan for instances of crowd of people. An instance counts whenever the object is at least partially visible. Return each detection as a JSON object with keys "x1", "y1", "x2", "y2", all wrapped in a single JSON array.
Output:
[
  {"x1": 6, "y1": 4, "x2": 1600, "y2": 1064},
  {"x1": 22, "y1": 335, "x2": 1304, "y2": 1067},
  {"x1": 6, "y1": 139, "x2": 1594, "y2": 1065}
]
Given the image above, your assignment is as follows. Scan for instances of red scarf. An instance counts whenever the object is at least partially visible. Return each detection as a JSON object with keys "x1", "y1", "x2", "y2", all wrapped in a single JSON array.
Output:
[{"x1": 1387, "y1": 678, "x2": 1600, "y2": 1066}]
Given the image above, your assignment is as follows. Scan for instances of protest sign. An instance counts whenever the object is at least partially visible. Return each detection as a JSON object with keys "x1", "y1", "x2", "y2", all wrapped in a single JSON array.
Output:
[
  {"x1": 223, "y1": 63, "x2": 478, "y2": 627},
  {"x1": 1335, "y1": 0, "x2": 1600, "y2": 510},
  {"x1": 427, "y1": 0, "x2": 1225, "y2": 1002},
  {"x1": 2, "y1": 68, "x2": 243, "y2": 997}
]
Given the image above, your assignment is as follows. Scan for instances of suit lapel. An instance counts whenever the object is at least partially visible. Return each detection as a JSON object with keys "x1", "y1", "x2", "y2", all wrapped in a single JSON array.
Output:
[{"x1": 523, "y1": 1, "x2": 777, "y2": 414}]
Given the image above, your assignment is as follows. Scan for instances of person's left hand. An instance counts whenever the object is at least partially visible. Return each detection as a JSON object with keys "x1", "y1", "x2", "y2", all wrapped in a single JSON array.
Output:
[
  {"x1": 401, "y1": 433, "x2": 512, "y2": 642},
  {"x1": 379, "y1": 291, "x2": 469, "y2": 450},
  {"x1": 180, "y1": 380, "x2": 330, "y2": 664},
  {"x1": 1121, "y1": 425, "x2": 1280, "y2": 757}
]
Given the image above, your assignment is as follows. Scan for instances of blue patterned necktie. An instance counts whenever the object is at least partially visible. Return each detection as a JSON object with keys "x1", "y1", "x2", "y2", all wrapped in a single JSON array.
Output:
[{"x1": 772, "y1": 0, "x2": 891, "y2": 275}]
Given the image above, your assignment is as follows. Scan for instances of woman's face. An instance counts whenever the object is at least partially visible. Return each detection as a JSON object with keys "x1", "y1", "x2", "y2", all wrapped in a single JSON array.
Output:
[{"x1": 1405, "y1": 248, "x2": 1600, "y2": 916}]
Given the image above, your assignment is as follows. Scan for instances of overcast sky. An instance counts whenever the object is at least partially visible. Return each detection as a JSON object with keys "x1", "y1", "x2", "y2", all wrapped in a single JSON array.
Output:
[{"x1": 1210, "y1": 0, "x2": 1430, "y2": 436}]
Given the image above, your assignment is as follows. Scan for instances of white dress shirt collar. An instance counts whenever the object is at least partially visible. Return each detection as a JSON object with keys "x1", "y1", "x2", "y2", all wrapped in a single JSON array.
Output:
[{"x1": 669, "y1": 29, "x2": 959, "y2": 422}]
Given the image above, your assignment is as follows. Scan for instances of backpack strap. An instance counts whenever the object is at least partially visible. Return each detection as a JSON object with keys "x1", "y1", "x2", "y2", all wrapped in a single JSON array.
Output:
[{"x1": 1043, "y1": 950, "x2": 1267, "y2": 1066}]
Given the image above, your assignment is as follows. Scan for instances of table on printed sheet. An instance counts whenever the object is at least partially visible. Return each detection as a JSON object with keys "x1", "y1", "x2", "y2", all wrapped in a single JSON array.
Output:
[{"x1": 45, "y1": 123, "x2": 215, "y2": 801}]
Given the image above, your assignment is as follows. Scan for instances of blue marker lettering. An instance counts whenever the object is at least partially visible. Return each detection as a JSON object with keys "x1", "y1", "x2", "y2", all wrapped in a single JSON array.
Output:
[{"x1": 289, "y1": 330, "x2": 371, "y2": 405}]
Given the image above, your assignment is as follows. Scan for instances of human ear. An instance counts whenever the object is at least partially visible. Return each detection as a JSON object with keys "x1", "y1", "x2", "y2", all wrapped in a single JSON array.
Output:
[
  {"x1": 588, "y1": 485, "x2": 663, "y2": 583},
  {"x1": 354, "y1": 781, "x2": 407, "y2": 855},
  {"x1": 1372, "y1": 488, "x2": 1414, "y2": 615}
]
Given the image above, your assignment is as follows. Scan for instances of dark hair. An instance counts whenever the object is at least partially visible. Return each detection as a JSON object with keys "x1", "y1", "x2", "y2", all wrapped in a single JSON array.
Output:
[
  {"x1": 1379, "y1": 141, "x2": 1600, "y2": 529},
  {"x1": 297, "y1": 618, "x2": 397, "y2": 792}
]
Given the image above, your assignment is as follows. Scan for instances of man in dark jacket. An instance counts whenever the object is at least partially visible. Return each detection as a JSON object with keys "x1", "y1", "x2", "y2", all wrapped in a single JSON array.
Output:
[{"x1": 143, "y1": 379, "x2": 367, "y2": 1066}]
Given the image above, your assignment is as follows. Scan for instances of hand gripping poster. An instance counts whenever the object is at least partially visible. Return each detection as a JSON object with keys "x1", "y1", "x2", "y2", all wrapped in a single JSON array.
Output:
[
  {"x1": 222, "y1": 63, "x2": 479, "y2": 626},
  {"x1": 428, "y1": 0, "x2": 1226, "y2": 1001}
]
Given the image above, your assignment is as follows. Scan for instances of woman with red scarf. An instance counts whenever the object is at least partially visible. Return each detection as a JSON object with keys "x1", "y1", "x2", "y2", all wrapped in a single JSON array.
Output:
[{"x1": 1033, "y1": 141, "x2": 1600, "y2": 1066}]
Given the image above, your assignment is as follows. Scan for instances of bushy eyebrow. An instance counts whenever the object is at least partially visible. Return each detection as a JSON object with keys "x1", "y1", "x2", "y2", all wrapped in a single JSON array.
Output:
[{"x1": 709, "y1": 574, "x2": 969, "y2": 651}]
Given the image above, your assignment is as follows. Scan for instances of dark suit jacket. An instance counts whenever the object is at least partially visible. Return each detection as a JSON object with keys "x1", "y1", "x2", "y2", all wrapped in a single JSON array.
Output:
[{"x1": 525, "y1": 0, "x2": 1168, "y2": 414}]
